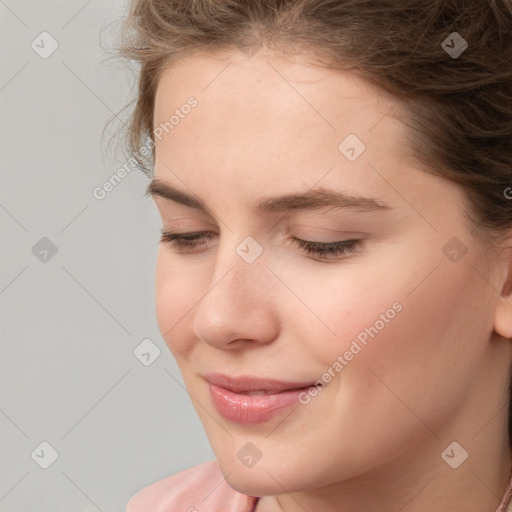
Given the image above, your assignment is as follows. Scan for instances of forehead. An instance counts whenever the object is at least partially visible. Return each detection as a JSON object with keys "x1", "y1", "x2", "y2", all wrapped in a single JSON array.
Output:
[
  {"x1": 154, "y1": 50, "x2": 400, "y2": 131},
  {"x1": 154, "y1": 51, "x2": 412, "y2": 172}
]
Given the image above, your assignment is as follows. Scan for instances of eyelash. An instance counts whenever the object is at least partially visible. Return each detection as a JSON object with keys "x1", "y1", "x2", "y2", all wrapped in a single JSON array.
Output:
[{"x1": 159, "y1": 230, "x2": 362, "y2": 260}]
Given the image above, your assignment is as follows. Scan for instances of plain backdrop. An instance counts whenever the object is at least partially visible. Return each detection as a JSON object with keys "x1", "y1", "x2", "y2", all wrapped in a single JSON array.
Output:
[{"x1": 0, "y1": 1, "x2": 213, "y2": 511}]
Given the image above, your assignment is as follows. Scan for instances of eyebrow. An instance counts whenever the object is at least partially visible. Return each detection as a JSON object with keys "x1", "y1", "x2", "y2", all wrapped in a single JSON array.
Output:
[{"x1": 146, "y1": 178, "x2": 391, "y2": 214}]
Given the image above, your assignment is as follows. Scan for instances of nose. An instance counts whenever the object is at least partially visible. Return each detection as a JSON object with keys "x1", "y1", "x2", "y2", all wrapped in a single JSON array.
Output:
[{"x1": 192, "y1": 238, "x2": 279, "y2": 350}]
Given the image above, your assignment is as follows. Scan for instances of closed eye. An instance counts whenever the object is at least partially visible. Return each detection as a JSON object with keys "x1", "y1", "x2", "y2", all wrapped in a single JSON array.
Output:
[
  {"x1": 291, "y1": 237, "x2": 362, "y2": 258},
  {"x1": 159, "y1": 229, "x2": 363, "y2": 261}
]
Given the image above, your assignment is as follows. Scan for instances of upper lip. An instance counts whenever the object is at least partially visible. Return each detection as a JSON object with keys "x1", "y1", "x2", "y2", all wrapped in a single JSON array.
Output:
[{"x1": 204, "y1": 373, "x2": 315, "y2": 393}]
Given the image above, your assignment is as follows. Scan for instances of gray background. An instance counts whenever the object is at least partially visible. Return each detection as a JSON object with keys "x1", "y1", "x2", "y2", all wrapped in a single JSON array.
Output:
[{"x1": 0, "y1": 1, "x2": 212, "y2": 511}]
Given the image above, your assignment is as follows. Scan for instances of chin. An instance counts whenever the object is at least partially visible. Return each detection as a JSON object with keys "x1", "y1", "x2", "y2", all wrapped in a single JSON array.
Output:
[
  {"x1": 224, "y1": 468, "x2": 290, "y2": 497},
  {"x1": 218, "y1": 455, "x2": 317, "y2": 497}
]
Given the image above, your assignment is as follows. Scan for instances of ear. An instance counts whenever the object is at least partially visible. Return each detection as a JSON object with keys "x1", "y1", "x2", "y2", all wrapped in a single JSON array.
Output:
[{"x1": 494, "y1": 243, "x2": 512, "y2": 340}]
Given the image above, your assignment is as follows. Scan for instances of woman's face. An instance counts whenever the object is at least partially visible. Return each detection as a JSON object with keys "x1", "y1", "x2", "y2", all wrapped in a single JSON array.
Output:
[{"x1": 150, "y1": 50, "x2": 510, "y2": 497}]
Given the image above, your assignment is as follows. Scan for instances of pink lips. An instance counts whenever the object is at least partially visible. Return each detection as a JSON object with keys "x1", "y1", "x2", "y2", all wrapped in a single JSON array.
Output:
[{"x1": 205, "y1": 373, "x2": 314, "y2": 424}]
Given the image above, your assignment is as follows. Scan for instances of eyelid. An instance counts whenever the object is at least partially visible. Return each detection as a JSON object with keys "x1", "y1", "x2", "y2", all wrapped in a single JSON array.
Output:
[
  {"x1": 159, "y1": 229, "x2": 363, "y2": 260},
  {"x1": 156, "y1": 207, "x2": 218, "y2": 229}
]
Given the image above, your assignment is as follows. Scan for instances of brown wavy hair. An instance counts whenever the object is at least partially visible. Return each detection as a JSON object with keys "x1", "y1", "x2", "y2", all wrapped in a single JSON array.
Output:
[{"x1": 114, "y1": 0, "x2": 512, "y2": 445}]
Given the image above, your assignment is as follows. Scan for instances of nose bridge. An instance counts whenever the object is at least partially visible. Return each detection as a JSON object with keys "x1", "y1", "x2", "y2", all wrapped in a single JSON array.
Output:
[{"x1": 207, "y1": 234, "x2": 267, "y2": 306}]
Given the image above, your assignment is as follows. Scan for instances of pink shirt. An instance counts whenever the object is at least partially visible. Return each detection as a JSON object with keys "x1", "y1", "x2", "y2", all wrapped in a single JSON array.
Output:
[{"x1": 127, "y1": 459, "x2": 512, "y2": 512}]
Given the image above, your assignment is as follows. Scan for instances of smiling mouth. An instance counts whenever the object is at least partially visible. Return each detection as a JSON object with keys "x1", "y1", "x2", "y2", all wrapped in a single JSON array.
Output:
[
  {"x1": 203, "y1": 372, "x2": 316, "y2": 394},
  {"x1": 236, "y1": 386, "x2": 312, "y2": 396},
  {"x1": 207, "y1": 382, "x2": 314, "y2": 424}
]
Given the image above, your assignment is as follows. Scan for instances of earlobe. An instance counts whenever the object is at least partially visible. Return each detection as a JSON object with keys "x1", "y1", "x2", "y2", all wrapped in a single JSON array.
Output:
[
  {"x1": 494, "y1": 250, "x2": 512, "y2": 340},
  {"x1": 494, "y1": 296, "x2": 512, "y2": 340}
]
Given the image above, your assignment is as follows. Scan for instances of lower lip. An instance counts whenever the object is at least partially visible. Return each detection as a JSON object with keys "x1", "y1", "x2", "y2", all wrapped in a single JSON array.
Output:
[{"x1": 208, "y1": 383, "x2": 308, "y2": 424}]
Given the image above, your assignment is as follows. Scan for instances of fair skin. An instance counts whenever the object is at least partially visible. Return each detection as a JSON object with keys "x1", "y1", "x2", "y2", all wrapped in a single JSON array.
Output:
[{"x1": 149, "y1": 49, "x2": 512, "y2": 512}]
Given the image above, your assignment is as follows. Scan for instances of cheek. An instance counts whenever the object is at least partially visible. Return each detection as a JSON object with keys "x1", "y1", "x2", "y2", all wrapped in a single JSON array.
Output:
[
  {"x1": 155, "y1": 251, "x2": 199, "y2": 357},
  {"x1": 284, "y1": 245, "x2": 490, "y2": 407},
  {"x1": 266, "y1": 259, "x2": 401, "y2": 368},
  {"x1": 334, "y1": 255, "x2": 491, "y2": 434}
]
